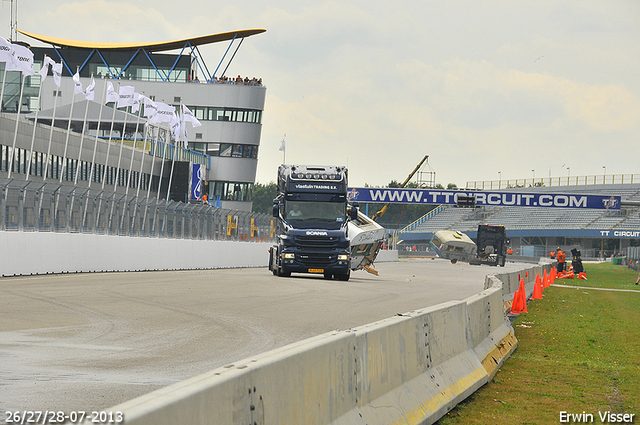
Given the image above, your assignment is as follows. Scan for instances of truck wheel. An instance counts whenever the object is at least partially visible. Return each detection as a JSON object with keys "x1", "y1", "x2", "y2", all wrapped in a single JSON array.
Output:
[
  {"x1": 337, "y1": 270, "x2": 350, "y2": 281},
  {"x1": 451, "y1": 259, "x2": 458, "y2": 264},
  {"x1": 269, "y1": 249, "x2": 276, "y2": 275}
]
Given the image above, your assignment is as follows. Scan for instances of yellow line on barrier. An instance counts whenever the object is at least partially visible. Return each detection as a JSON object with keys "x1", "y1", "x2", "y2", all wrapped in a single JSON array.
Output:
[
  {"x1": 480, "y1": 331, "x2": 518, "y2": 379},
  {"x1": 390, "y1": 367, "x2": 487, "y2": 425}
]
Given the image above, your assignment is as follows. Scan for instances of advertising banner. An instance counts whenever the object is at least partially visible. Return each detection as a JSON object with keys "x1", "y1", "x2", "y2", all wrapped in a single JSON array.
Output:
[
  {"x1": 190, "y1": 164, "x2": 204, "y2": 200},
  {"x1": 347, "y1": 188, "x2": 621, "y2": 210}
]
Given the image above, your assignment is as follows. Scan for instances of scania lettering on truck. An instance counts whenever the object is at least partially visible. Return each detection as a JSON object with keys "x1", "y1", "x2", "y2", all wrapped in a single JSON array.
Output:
[{"x1": 269, "y1": 164, "x2": 357, "y2": 281}]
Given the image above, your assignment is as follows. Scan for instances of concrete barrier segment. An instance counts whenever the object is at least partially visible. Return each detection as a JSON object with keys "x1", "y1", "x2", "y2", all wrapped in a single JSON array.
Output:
[
  {"x1": 352, "y1": 301, "x2": 488, "y2": 425},
  {"x1": 84, "y1": 331, "x2": 360, "y2": 425},
  {"x1": 466, "y1": 280, "x2": 517, "y2": 381}
]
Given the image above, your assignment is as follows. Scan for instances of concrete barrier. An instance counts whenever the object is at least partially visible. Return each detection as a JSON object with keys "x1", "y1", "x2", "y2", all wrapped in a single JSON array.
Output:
[
  {"x1": 0, "y1": 231, "x2": 398, "y2": 276},
  {"x1": 83, "y1": 263, "x2": 544, "y2": 425},
  {"x1": 0, "y1": 231, "x2": 270, "y2": 276},
  {"x1": 353, "y1": 301, "x2": 488, "y2": 424}
]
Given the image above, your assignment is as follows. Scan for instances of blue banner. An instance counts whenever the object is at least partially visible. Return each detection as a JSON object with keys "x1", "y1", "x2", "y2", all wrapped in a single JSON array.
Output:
[
  {"x1": 190, "y1": 164, "x2": 205, "y2": 200},
  {"x1": 347, "y1": 188, "x2": 621, "y2": 210}
]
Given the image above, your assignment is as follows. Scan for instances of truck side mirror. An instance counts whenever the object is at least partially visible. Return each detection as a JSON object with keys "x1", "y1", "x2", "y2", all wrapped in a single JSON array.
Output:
[
  {"x1": 350, "y1": 203, "x2": 359, "y2": 220},
  {"x1": 272, "y1": 200, "x2": 279, "y2": 218}
]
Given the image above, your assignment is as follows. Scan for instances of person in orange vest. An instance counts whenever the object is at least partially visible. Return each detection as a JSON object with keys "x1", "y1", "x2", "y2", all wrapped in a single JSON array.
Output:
[
  {"x1": 549, "y1": 250, "x2": 556, "y2": 259},
  {"x1": 556, "y1": 247, "x2": 566, "y2": 273},
  {"x1": 202, "y1": 193, "x2": 210, "y2": 206}
]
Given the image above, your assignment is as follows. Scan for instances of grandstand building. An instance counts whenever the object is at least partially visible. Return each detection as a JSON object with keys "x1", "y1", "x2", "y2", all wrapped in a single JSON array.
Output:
[
  {"x1": 0, "y1": 29, "x2": 266, "y2": 211},
  {"x1": 398, "y1": 180, "x2": 640, "y2": 259}
]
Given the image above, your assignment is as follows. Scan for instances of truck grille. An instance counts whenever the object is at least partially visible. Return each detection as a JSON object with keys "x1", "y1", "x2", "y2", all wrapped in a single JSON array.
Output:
[
  {"x1": 296, "y1": 235, "x2": 339, "y2": 249},
  {"x1": 298, "y1": 253, "x2": 335, "y2": 266}
]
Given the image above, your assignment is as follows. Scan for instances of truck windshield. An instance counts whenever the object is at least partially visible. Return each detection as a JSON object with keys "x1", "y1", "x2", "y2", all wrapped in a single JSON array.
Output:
[{"x1": 285, "y1": 201, "x2": 346, "y2": 229}]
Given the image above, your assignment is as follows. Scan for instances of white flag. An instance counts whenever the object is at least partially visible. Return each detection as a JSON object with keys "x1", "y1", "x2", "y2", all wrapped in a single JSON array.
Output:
[
  {"x1": 170, "y1": 111, "x2": 181, "y2": 142},
  {"x1": 143, "y1": 96, "x2": 158, "y2": 118},
  {"x1": 38, "y1": 56, "x2": 55, "y2": 82},
  {"x1": 83, "y1": 76, "x2": 96, "y2": 101},
  {"x1": 51, "y1": 61, "x2": 62, "y2": 87},
  {"x1": 182, "y1": 104, "x2": 201, "y2": 127},
  {"x1": 117, "y1": 85, "x2": 135, "y2": 108},
  {"x1": 149, "y1": 101, "x2": 175, "y2": 124},
  {"x1": 73, "y1": 70, "x2": 84, "y2": 94},
  {"x1": 7, "y1": 43, "x2": 34, "y2": 76},
  {"x1": 279, "y1": 136, "x2": 286, "y2": 152},
  {"x1": 105, "y1": 81, "x2": 118, "y2": 104},
  {"x1": 0, "y1": 37, "x2": 16, "y2": 65},
  {"x1": 131, "y1": 92, "x2": 143, "y2": 114}
]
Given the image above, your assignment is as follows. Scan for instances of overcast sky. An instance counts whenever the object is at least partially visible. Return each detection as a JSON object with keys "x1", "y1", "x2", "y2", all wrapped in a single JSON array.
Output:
[{"x1": 2, "y1": 1, "x2": 639, "y2": 187}]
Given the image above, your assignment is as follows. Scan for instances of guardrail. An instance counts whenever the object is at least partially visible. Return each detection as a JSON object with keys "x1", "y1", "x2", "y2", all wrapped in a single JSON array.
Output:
[
  {"x1": 81, "y1": 263, "x2": 551, "y2": 425},
  {"x1": 0, "y1": 179, "x2": 274, "y2": 242},
  {"x1": 466, "y1": 173, "x2": 640, "y2": 190}
]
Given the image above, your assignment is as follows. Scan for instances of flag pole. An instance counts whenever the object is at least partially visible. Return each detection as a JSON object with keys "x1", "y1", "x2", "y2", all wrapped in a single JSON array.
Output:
[
  {"x1": 59, "y1": 66, "x2": 81, "y2": 183},
  {"x1": 7, "y1": 72, "x2": 26, "y2": 179},
  {"x1": 166, "y1": 102, "x2": 182, "y2": 201},
  {"x1": 43, "y1": 65, "x2": 61, "y2": 181},
  {"x1": 87, "y1": 79, "x2": 109, "y2": 187},
  {"x1": 83, "y1": 78, "x2": 109, "y2": 231},
  {"x1": 132, "y1": 98, "x2": 150, "y2": 236},
  {"x1": 120, "y1": 95, "x2": 144, "y2": 231},
  {"x1": 108, "y1": 97, "x2": 130, "y2": 233},
  {"x1": 279, "y1": 133, "x2": 286, "y2": 164},
  {"x1": 74, "y1": 74, "x2": 93, "y2": 185},
  {"x1": 0, "y1": 65, "x2": 8, "y2": 114},
  {"x1": 97, "y1": 82, "x2": 119, "y2": 233},
  {"x1": 112, "y1": 89, "x2": 131, "y2": 194},
  {"x1": 100, "y1": 82, "x2": 119, "y2": 189},
  {"x1": 68, "y1": 73, "x2": 94, "y2": 231},
  {"x1": 155, "y1": 103, "x2": 169, "y2": 200},
  {"x1": 152, "y1": 124, "x2": 169, "y2": 236},
  {"x1": 26, "y1": 54, "x2": 49, "y2": 180},
  {"x1": 142, "y1": 124, "x2": 157, "y2": 234}
]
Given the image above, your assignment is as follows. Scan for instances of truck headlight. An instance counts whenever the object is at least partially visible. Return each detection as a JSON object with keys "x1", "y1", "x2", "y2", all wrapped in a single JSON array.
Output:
[
  {"x1": 338, "y1": 254, "x2": 349, "y2": 261},
  {"x1": 282, "y1": 253, "x2": 295, "y2": 259}
]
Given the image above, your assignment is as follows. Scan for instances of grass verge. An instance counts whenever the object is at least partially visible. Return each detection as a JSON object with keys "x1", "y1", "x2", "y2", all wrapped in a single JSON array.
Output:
[{"x1": 437, "y1": 262, "x2": 640, "y2": 424}]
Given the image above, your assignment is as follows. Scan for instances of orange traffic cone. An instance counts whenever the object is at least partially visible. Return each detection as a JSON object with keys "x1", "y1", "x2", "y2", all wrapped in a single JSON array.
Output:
[
  {"x1": 578, "y1": 272, "x2": 587, "y2": 280},
  {"x1": 550, "y1": 267, "x2": 556, "y2": 284},
  {"x1": 532, "y1": 274, "x2": 542, "y2": 299},
  {"x1": 542, "y1": 269, "x2": 550, "y2": 289},
  {"x1": 510, "y1": 289, "x2": 528, "y2": 314},
  {"x1": 519, "y1": 280, "x2": 528, "y2": 313},
  {"x1": 510, "y1": 278, "x2": 528, "y2": 314},
  {"x1": 510, "y1": 289, "x2": 522, "y2": 314}
]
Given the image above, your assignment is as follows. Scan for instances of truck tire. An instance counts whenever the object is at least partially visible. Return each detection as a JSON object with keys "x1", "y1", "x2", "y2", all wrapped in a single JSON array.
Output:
[
  {"x1": 269, "y1": 248, "x2": 277, "y2": 275},
  {"x1": 337, "y1": 270, "x2": 350, "y2": 281}
]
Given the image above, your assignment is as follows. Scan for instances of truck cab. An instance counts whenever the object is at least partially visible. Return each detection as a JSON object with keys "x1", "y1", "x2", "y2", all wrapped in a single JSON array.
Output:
[{"x1": 269, "y1": 165, "x2": 355, "y2": 280}]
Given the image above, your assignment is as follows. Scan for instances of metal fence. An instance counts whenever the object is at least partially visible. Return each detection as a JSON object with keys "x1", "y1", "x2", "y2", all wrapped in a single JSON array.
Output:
[
  {"x1": 466, "y1": 173, "x2": 640, "y2": 190},
  {"x1": 0, "y1": 179, "x2": 275, "y2": 242}
]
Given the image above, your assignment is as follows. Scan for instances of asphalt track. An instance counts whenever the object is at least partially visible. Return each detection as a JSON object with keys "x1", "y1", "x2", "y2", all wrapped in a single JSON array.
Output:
[{"x1": 0, "y1": 258, "x2": 528, "y2": 418}]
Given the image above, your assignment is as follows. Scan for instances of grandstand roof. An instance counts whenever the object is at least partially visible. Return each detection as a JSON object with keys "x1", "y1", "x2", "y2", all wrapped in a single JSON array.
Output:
[{"x1": 18, "y1": 29, "x2": 266, "y2": 52}]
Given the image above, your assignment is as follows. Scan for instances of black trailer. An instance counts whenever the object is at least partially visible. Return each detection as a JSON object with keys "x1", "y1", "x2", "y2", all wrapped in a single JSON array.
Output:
[{"x1": 469, "y1": 224, "x2": 509, "y2": 267}]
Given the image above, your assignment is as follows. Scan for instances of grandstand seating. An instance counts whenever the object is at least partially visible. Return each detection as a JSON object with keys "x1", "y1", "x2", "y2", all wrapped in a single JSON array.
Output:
[{"x1": 400, "y1": 183, "x2": 640, "y2": 235}]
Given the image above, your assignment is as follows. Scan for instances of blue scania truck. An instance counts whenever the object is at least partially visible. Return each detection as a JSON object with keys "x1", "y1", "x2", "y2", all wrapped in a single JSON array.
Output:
[{"x1": 269, "y1": 164, "x2": 357, "y2": 281}]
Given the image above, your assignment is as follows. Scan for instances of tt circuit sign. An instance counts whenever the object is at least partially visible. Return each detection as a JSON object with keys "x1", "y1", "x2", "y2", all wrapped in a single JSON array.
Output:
[{"x1": 347, "y1": 188, "x2": 621, "y2": 210}]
